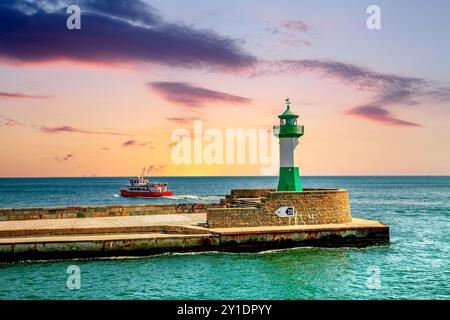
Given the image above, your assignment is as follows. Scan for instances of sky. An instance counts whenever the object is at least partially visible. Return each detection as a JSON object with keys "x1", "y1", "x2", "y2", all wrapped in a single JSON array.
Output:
[{"x1": 0, "y1": 0, "x2": 449, "y2": 177}]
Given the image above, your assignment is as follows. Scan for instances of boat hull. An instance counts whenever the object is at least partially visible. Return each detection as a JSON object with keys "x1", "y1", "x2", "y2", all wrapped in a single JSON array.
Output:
[{"x1": 120, "y1": 189, "x2": 173, "y2": 198}]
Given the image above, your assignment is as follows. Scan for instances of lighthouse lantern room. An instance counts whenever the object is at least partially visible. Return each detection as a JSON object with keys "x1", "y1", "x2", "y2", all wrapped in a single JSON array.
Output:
[{"x1": 273, "y1": 98, "x2": 304, "y2": 191}]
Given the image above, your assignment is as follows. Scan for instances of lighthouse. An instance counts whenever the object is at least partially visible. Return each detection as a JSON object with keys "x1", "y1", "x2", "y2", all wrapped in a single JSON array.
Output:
[{"x1": 273, "y1": 98, "x2": 304, "y2": 191}]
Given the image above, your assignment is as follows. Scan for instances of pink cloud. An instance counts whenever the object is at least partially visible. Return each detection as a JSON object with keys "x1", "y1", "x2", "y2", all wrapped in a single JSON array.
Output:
[
  {"x1": 346, "y1": 106, "x2": 421, "y2": 127},
  {"x1": 148, "y1": 82, "x2": 252, "y2": 108},
  {"x1": 39, "y1": 126, "x2": 129, "y2": 136},
  {"x1": 166, "y1": 117, "x2": 202, "y2": 124},
  {"x1": 54, "y1": 154, "x2": 74, "y2": 162},
  {"x1": 0, "y1": 115, "x2": 23, "y2": 127},
  {"x1": 0, "y1": 92, "x2": 51, "y2": 99},
  {"x1": 146, "y1": 165, "x2": 166, "y2": 174},
  {"x1": 122, "y1": 139, "x2": 153, "y2": 147},
  {"x1": 281, "y1": 20, "x2": 311, "y2": 33}
]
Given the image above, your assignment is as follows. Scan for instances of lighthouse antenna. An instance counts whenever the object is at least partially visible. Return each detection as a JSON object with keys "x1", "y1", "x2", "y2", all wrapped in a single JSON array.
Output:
[{"x1": 285, "y1": 97, "x2": 291, "y2": 110}]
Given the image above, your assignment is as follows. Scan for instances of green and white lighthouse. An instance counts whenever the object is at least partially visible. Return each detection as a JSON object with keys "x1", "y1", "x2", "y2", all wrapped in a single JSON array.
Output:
[{"x1": 273, "y1": 98, "x2": 304, "y2": 191}]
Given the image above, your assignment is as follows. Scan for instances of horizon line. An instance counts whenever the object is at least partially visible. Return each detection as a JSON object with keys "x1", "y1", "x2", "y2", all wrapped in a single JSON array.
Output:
[{"x1": 0, "y1": 175, "x2": 448, "y2": 179}]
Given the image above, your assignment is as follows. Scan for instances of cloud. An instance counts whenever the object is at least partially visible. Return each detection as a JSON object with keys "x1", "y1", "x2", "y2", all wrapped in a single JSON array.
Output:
[
  {"x1": 281, "y1": 20, "x2": 311, "y2": 33},
  {"x1": 0, "y1": 0, "x2": 255, "y2": 71},
  {"x1": 148, "y1": 82, "x2": 252, "y2": 107},
  {"x1": 346, "y1": 106, "x2": 421, "y2": 127},
  {"x1": 54, "y1": 153, "x2": 74, "y2": 162},
  {"x1": 166, "y1": 117, "x2": 202, "y2": 124},
  {"x1": 121, "y1": 139, "x2": 153, "y2": 147},
  {"x1": 146, "y1": 165, "x2": 165, "y2": 174},
  {"x1": 0, "y1": 92, "x2": 51, "y2": 99},
  {"x1": 81, "y1": 0, "x2": 163, "y2": 26},
  {"x1": 281, "y1": 39, "x2": 312, "y2": 47},
  {"x1": 419, "y1": 86, "x2": 450, "y2": 104},
  {"x1": 261, "y1": 59, "x2": 426, "y2": 91},
  {"x1": 167, "y1": 129, "x2": 194, "y2": 149},
  {"x1": 257, "y1": 59, "x2": 450, "y2": 127},
  {"x1": 264, "y1": 19, "x2": 312, "y2": 48},
  {"x1": 39, "y1": 125, "x2": 128, "y2": 136},
  {"x1": 0, "y1": 115, "x2": 23, "y2": 126}
]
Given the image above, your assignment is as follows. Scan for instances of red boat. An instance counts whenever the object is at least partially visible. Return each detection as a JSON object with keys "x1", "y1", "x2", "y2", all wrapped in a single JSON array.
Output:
[{"x1": 120, "y1": 169, "x2": 173, "y2": 198}]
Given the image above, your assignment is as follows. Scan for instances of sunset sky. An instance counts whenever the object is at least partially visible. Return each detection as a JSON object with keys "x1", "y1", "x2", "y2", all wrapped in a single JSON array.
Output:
[{"x1": 0, "y1": 0, "x2": 449, "y2": 177}]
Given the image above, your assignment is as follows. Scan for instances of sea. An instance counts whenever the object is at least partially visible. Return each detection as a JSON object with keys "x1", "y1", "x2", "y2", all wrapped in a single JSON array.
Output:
[{"x1": 0, "y1": 176, "x2": 448, "y2": 300}]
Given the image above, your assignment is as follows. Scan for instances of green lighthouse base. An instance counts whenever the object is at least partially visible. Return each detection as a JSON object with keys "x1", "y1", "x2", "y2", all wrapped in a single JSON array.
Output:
[{"x1": 277, "y1": 167, "x2": 303, "y2": 191}]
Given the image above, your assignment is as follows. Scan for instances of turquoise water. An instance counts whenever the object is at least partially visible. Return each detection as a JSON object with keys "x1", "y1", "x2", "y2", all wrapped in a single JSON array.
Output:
[{"x1": 0, "y1": 176, "x2": 449, "y2": 299}]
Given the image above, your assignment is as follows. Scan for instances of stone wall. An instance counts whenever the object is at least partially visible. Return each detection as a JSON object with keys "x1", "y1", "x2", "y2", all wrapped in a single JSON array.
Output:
[
  {"x1": 0, "y1": 203, "x2": 222, "y2": 221},
  {"x1": 208, "y1": 189, "x2": 352, "y2": 228},
  {"x1": 263, "y1": 190, "x2": 352, "y2": 225},
  {"x1": 221, "y1": 189, "x2": 275, "y2": 205},
  {"x1": 229, "y1": 189, "x2": 275, "y2": 198},
  {"x1": 207, "y1": 208, "x2": 264, "y2": 228}
]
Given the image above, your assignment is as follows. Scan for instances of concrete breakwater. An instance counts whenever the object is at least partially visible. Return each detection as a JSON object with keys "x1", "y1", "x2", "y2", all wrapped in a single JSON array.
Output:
[
  {"x1": 0, "y1": 188, "x2": 389, "y2": 262},
  {"x1": 0, "y1": 215, "x2": 389, "y2": 262}
]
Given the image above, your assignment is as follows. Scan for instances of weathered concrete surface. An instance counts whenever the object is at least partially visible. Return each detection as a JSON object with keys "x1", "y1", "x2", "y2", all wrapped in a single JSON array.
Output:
[
  {"x1": 0, "y1": 203, "x2": 221, "y2": 221},
  {"x1": 0, "y1": 233, "x2": 217, "y2": 261},
  {"x1": 0, "y1": 214, "x2": 207, "y2": 237},
  {"x1": 0, "y1": 215, "x2": 389, "y2": 262},
  {"x1": 210, "y1": 218, "x2": 389, "y2": 250}
]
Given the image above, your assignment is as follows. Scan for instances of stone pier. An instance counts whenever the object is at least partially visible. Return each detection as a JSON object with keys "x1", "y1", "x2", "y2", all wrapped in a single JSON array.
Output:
[{"x1": 0, "y1": 189, "x2": 389, "y2": 262}]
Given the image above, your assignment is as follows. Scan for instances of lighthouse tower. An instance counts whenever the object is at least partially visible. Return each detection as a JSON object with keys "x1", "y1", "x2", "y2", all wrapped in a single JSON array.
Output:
[{"x1": 273, "y1": 98, "x2": 304, "y2": 191}]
